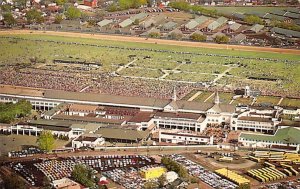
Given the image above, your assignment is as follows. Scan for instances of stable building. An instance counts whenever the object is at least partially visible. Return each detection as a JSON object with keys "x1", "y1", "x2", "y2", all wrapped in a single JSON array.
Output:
[
  {"x1": 239, "y1": 127, "x2": 300, "y2": 151},
  {"x1": 72, "y1": 133, "x2": 104, "y2": 149}
]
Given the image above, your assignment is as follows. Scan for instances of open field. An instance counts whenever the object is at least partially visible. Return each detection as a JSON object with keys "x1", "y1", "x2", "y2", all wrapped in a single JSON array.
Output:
[
  {"x1": 254, "y1": 96, "x2": 281, "y2": 106},
  {"x1": 231, "y1": 97, "x2": 254, "y2": 105},
  {"x1": 0, "y1": 31, "x2": 300, "y2": 98},
  {"x1": 193, "y1": 91, "x2": 214, "y2": 102},
  {"x1": 0, "y1": 135, "x2": 68, "y2": 155},
  {"x1": 280, "y1": 98, "x2": 300, "y2": 107},
  {"x1": 206, "y1": 92, "x2": 234, "y2": 104}
]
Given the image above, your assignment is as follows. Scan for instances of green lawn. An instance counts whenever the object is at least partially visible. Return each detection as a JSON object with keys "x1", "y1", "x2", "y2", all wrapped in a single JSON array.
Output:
[
  {"x1": 166, "y1": 72, "x2": 216, "y2": 82},
  {"x1": 118, "y1": 67, "x2": 163, "y2": 78},
  {"x1": 254, "y1": 96, "x2": 281, "y2": 106},
  {"x1": 181, "y1": 90, "x2": 199, "y2": 100},
  {"x1": 232, "y1": 97, "x2": 253, "y2": 105},
  {"x1": 280, "y1": 98, "x2": 300, "y2": 107},
  {"x1": 193, "y1": 91, "x2": 214, "y2": 102},
  {"x1": 205, "y1": 92, "x2": 234, "y2": 104},
  {"x1": 0, "y1": 134, "x2": 69, "y2": 156}
]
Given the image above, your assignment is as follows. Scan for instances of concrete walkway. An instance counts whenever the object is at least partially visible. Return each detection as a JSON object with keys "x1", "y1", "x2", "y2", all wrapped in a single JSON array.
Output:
[
  {"x1": 212, "y1": 67, "x2": 234, "y2": 84},
  {"x1": 204, "y1": 92, "x2": 215, "y2": 102},
  {"x1": 116, "y1": 59, "x2": 137, "y2": 72},
  {"x1": 188, "y1": 91, "x2": 202, "y2": 101},
  {"x1": 277, "y1": 97, "x2": 284, "y2": 105}
]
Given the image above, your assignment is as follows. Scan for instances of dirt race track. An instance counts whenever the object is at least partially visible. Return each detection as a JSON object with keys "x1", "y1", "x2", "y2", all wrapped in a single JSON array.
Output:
[{"x1": 1, "y1": 30, "x2": 300, "y2": 55}]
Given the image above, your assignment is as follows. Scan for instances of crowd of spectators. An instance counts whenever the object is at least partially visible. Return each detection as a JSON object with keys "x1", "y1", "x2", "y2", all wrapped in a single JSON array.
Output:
[
  {"x1": 0, "y1": 66, "x2": 195, "y2": 99},
  {"x1": 203, "y1": 124, "x2": 230, "y2": 144}
]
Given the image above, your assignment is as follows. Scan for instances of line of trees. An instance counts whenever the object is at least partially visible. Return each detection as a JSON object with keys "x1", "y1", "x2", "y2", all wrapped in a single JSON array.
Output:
[
  {"x1": 107, "y1": 0, "x2": 147, "y2": 12},
  {"x1": 168, "y1": 1, "x2": 218, "y2": 17}
]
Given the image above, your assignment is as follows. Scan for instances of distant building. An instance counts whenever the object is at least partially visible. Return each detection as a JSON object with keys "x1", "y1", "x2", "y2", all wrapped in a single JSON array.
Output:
[
  {"x1": 158, "y1": 131, "x2": 213, "y2": 144},
  {"x1": 52, "y1": 178, "x2": 81, "y2": 189},
  {"x1": 72, "y1": 133, "x2": 104, "y2": 148},
  {"x1": 239, "y1": 127, "x2": 300, "y2": 151},
  {"x1": 231, "y1": 106, "x2": 281, "y2": 134}
]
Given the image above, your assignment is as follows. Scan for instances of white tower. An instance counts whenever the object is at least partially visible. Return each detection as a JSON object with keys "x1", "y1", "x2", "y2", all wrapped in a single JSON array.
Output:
[
  {"x1": 172, "y1": 86, "x2": 177, "y2": 101},
  {"x1": 214, "y1": 91, "x2": 220, "y2": 104}
]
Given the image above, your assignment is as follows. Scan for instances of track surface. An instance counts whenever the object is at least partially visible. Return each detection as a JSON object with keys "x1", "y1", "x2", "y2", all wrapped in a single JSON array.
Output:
[{"x1": 0, "y1": 30, "x2": 300, "y2": 55}]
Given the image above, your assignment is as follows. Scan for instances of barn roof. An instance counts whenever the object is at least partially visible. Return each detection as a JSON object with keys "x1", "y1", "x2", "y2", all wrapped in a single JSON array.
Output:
[
  {"x1": 270, "y1": 27, "x2": 300, "y2": 38},
  {"x1": 119, "y1": 18, "x2": 133, "y2": 28},
  {"x1": 97, "y1": 19, "x2": 113, "y2": 27}
]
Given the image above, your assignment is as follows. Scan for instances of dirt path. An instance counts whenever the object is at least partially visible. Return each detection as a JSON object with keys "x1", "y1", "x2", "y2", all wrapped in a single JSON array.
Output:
[{"x1": 1, "y1": 30, "x2": 300, "y2": 55}]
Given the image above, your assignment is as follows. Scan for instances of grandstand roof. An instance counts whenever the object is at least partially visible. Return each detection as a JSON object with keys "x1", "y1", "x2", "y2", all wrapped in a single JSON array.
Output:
[
  {"x1": 240, "y1": 127, "x2": 300, "y2": 144},
  {"x1": 238, "y1": 116, "x2": 273, "y2": 122},
  {"x1": 0, "y1": 85, "x2": 44, "y2": 97},
  {"x1": 44, "y1": 90, "x2": 170, "y2": 109},
  {"x1": 95, "y1": 127, "x2": 150, "y2": 141},
  {"x1": 155, "y1": 111, "x2": 204, "y2": 120}
]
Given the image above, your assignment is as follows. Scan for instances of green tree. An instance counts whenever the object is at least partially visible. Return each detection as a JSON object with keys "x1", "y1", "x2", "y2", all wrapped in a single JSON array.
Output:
[
  {"x1": 119, "y1": 0, "x2": 147, "y2": 10},
  {"x1": 26, "y1": 8, "x2": 44, "y2": 24},
  {"x1": 106, "y1": 3, "x2": 118, "y2": 12},
  {"x1": 239, "y1": 183, "x2": 251, "y2": 189},
  {"x1": 169, "y1": 32, "x2": 183, "y2": 40},
  {"x1": 55, "y1": 0, "x2": 66, "y2": 5},
  {"x1": 65, "y1": 6, "x2": 81, "y2": 20},
  {"x1": 0, "y1": 100, "x2": 31, "y2": 123},
  {"x1": 148, "y1": 32, "x2": 160, "y2": 38},
  {"x1": 143, "y1": 181, "x2": 158, "y2": 189},
  {"x1": 1, "y1": 4, "x2": 12, "y2": 12},
  {"x1": 244, "y1": 15, "x2": 263, "y2": 25},
  {"x1": 214, "y1": 35, "x2": 229, "y2": 44},
  {"x1": 190, "y1": 33, "x2": 206, "y2": 42},
  {"x1": 158, "y1": 174, "x2": 166, "y2": 187},
  {"x1": 161, "y1": 156, "x2": 188, "y2": 178},
  {"x1": 71, "y1": 164, "x2": 96, "y2": 188},
  {"x1": 37, "y1": 130, "x2": 55, "y2": 152},
  {"x1": 95, "y1": 9, "x2": 105, "y2": 20},
  {"x1": 54, "y1": 14, "x2": 63, "y2": 24},
  {"x1": 3, "y1": 12, "x2": 16, "y2": 26},
  {"x1": 14, "y1": 0, "x2": 27, "y2": 9}
]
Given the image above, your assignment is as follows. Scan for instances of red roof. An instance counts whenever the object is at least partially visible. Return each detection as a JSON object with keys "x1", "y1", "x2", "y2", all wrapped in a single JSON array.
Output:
[{"x1": 98, "y1": 180, "x2": 109, "y2": 185}]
